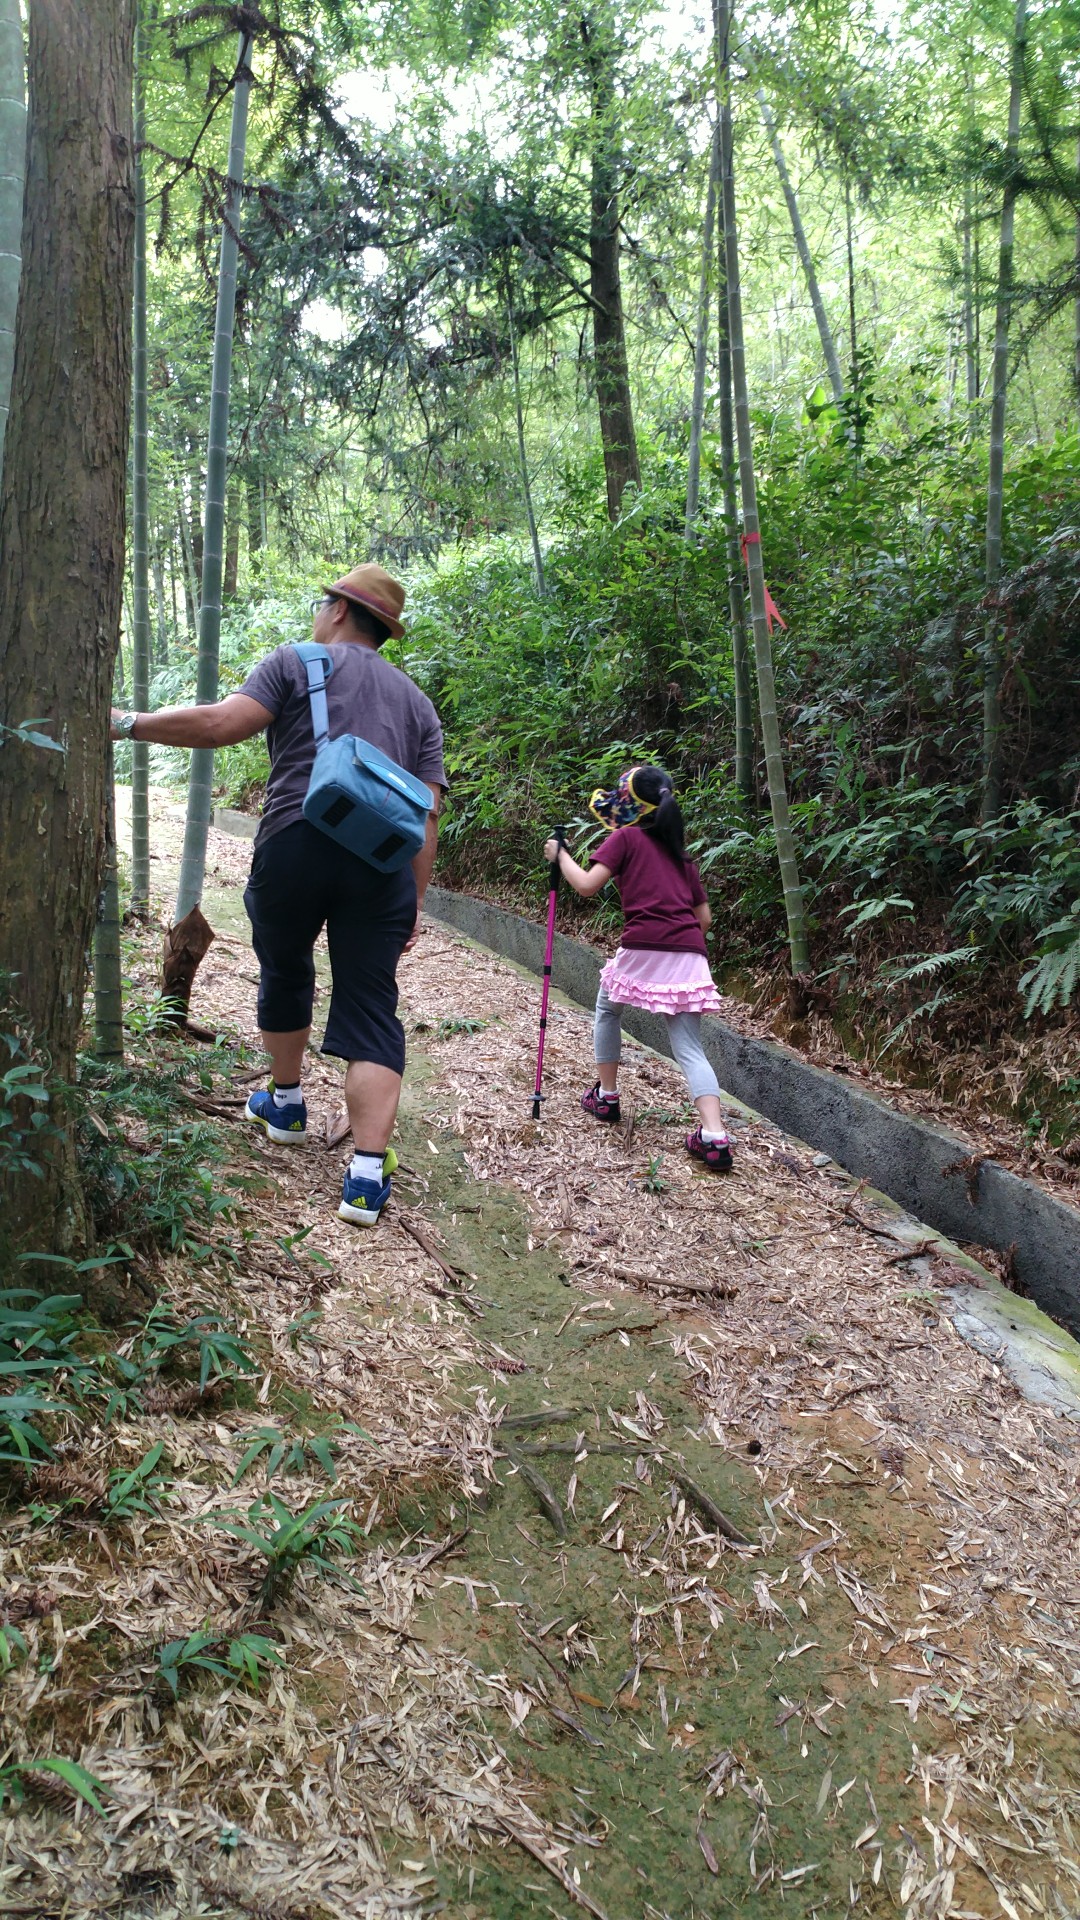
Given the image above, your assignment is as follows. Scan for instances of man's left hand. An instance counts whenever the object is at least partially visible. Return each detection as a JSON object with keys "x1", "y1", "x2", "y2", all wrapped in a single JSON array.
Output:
[{"x1": 403, "y1": 911, "x2": 423, "y2": 953}]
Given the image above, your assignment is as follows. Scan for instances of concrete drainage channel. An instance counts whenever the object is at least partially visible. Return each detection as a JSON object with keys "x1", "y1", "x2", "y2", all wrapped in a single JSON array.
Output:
[
  {"x1": 211, "y1": 814, "x2": 1080, "y2": 1414},
  {"x1": 420, "y1": 882, "x2": 1080, "y2": 1414}
]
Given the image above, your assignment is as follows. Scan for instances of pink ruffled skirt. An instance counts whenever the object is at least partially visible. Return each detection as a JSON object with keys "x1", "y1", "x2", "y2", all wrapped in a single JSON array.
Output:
[{"x1": 599, "y1": 947, "x2": 721, "y2": 1016}]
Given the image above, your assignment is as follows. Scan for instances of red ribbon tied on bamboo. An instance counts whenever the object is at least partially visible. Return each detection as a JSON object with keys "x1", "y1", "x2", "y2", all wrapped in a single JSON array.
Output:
[{"x1": 740, "y1": 531, "x2": 787, "y2": 633}]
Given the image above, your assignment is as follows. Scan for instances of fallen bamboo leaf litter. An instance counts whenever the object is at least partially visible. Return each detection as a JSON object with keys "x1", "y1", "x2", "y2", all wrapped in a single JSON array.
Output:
[{"x1": 9, "y1": 800, "x2": 1077, "y2": 1920}]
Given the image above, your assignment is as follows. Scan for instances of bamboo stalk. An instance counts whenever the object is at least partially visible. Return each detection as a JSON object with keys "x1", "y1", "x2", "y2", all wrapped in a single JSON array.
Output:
[
  {"x1": 1074, "y1": 130, "x2": 1080, "y2": 428},
  {"x1": 716, "y1": 0, "x2": 808, "y2": 971},
  {"x1": 754, "y1": 82, "x2": 845, "y2": 408},
  {"x1": 716, "y1": 111, "x2": 753, "y2": 800},
  {"x1": 505, "y1": 277, "x2": 546, "y2": 594},
  {"x1": 980, "y1": 0, "x2": 1027, "y2": 825},
  {"x1": 129, "y1": 5, "x2": 150, "y2": 916},
  {"x1": 685, "y1": 118, "x2": 720, "y2": 537},
  {"x1": 175, "y1": 29, "x2": 253, "y2": 921}
]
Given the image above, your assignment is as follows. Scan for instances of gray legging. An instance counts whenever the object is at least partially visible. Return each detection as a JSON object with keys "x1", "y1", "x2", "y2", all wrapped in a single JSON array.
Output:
[{"x1": 593, "y1": 984, "x2": 720, "y2": 1102}]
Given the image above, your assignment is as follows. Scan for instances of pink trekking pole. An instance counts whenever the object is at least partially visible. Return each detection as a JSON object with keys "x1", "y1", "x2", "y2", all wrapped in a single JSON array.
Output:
[{"x1": 532, "y1": 827, "x2": 564, "y2": 1121}]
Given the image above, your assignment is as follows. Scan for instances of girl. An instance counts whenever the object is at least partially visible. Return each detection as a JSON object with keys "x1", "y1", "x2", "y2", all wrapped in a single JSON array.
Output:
[{"x1": 544, "y1": 766, "x2": 733, "y2": 1171}]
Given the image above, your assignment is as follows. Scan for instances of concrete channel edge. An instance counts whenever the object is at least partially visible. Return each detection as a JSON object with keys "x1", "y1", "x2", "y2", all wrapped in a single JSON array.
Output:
[{"x1": 422, "y1": 883, "x2": 1080, "y2": 1382}]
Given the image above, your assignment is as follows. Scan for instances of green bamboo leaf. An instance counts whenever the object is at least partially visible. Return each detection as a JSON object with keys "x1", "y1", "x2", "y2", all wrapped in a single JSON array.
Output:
[{"x1": 23, "y1": 1756, "x2": 110, "y2": 1814}]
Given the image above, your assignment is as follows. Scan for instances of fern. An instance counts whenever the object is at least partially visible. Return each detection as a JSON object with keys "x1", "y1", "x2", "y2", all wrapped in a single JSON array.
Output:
[
  {"x1": 876, "y1": 948, "x2": 977, "y2": 987},
  {"x1": 1020, "y1": 913, "x2": 1080, "y2": 1018}
]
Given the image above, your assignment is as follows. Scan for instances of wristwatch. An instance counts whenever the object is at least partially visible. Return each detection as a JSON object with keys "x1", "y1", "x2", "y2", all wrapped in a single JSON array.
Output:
[{"x1": 115, "y1": 712, "x2": 139, "y2": 738}]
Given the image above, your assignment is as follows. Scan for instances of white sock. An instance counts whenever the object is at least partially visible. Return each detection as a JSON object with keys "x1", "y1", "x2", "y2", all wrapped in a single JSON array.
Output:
[
  {"x1": 349, "y1": 1152, "x2": 385, "y2": 1183},
  {"x1": 702, "y1": 1128, "x2": 728, "y2": 1143},
  {"x1": 271, "y1": 1082, "x2": 301, "y2": 1109}
]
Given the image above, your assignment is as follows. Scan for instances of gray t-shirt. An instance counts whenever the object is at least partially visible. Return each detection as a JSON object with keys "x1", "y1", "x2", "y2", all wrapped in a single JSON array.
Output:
[{"x1": 239, "y1": 641, "x2": 447, "y2": 846}]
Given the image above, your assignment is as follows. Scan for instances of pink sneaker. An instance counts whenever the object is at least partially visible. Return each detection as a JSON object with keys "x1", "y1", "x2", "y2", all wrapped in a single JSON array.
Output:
[
  {"x1": 686, "y1": 1125, "x2": 733, "y2": 1172},
  {"x1": 582, "y1": 1082, "x2": 621, "y2": 1123}
]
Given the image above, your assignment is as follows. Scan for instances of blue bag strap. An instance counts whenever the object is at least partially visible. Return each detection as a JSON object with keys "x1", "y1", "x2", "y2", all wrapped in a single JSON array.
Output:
[{"x1": 292, "y1": 641, "x2": 334, "y2": 754}]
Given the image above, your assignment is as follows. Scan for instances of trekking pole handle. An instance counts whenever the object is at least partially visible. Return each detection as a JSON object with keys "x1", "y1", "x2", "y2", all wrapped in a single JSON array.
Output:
[{"x1": 549, "y1": 825, "x2": 565, "y2": 891}]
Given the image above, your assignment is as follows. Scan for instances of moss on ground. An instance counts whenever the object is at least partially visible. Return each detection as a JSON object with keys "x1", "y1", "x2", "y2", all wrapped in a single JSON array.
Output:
[{"x1": 359, "y1": 1071, "x2": 936, "y2": 1920}]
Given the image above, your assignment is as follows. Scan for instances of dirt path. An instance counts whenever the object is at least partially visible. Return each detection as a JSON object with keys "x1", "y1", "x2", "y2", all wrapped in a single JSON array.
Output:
[{"x1": 5, "y1": 796, "x2": 1078, "y2": 1920}]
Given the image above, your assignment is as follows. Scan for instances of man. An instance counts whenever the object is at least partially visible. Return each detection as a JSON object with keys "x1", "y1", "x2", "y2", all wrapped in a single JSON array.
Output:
[{"x1": 111, "y1": 563, "x2": 446, "y2": 1228}]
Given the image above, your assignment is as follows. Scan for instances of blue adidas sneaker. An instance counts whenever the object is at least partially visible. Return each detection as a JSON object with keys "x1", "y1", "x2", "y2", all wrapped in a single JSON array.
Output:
[
  {"x1": 244, "y1": 1084, "x2": 308, "y2": 1145},
  {"x1": 339, "y1": 1148, "x2": 397, "y2": 1228}
]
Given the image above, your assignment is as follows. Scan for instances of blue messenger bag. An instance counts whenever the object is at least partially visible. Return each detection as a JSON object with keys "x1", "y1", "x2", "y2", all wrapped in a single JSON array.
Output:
[{"x1": 293, "y1": 642, "x2": 433, "y2": 873}]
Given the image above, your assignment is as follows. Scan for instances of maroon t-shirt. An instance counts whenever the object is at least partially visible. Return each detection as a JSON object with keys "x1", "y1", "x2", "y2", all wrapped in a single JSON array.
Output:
[
  {"x1": 592, "y1": 825, "x2": 708, "y2": 954},
  {"x1": 239, "y1": 641, "x2": 446, "y2": 847}
]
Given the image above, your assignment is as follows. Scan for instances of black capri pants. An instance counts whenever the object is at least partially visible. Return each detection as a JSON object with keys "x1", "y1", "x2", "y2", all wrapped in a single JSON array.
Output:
[{"x1": 243, "y1": 820, "x2": 416, "y2": 1073}]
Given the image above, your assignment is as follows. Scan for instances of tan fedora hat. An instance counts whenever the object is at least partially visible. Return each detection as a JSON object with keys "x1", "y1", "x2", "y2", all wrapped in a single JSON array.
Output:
[{"x1": 321, "y1": 562, "x2": 406, "y2": 642}]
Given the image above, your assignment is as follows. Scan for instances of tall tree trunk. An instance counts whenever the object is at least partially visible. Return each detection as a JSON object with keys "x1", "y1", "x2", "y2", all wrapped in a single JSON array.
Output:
[
  {"x1": 754, "y1": 83, "x2": 845, "y2": 408},
  {"x1": 506, "y1": 279, "x2": 546, "y2": 594},
  {"x1": 129, "y1": 8, "x2": 150, "y2": 916},
  {"x1": 0, "y1": 0, "x2": 135, "y2": 1253},
  {"x1": 685, "y1": 118, "x2": 720, "y2": 538},
  {"x1": 223, "y1": 479, "x2": 240, "y2": 600},
  {"x1": 716, "y1": 118, "x2": 753, "y2": 801},
  {"x1": 174, "y1": 29, "x2": 253, "y2": 923},
  {"x1": 0, "y1": 0, "x2": 25, "y2": 479},
  {"x1": 246, "y1": 465, "x2": 262, "y2": 555},
  {"x1": 844, "y1": 178, "x2": 858, "y2": 380},
  {"x1": 1074, "y1": 131, "x2": 1080, "y2": 427},
  {"x1": 187, "y1": 427, "x2": 203, "y2": 581},
  {"x1": 581, "y1": 13, "x2": 640, "y2": 522},
  {"x1": 93, "y1": 752, "x2": 124, "y2": 1062},
  {"x1": 717, "y1": 0, "x2": 808, "y2": 971},
  {"x1": 152, "y1": 540, "x2": 169, "y2": 665},
  {"x1": 175, "y1": 466, "x2": 198, "y2": 634},
  {"x1": 981, "y1": 0, "x2": 1027, "y2": 825},
  {"x1": 962, "y1": 181, "x2": 978, "y2": 435}
]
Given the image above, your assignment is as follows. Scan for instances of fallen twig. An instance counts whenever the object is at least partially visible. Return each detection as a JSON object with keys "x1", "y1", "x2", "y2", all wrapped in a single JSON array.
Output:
[
  {"x1": 497, "y1": 1818, "x2": 612, "y2": 1920},
  {"x1": 396, "y1": 1216, "x2": 485, "y2": 1317},
  {"x1": 503, "y1": 1444, "x2": 567, "y2": 1539},
  {"x1": 502, "y1": 1408, "x2": 583, "y2": 1430},
  {"x1": 666, "y1": 1465, "x2": 750, "y2": 1545},
  {"x1": 586, "y1": 1264, "x2": 738, "y2": 1300}
]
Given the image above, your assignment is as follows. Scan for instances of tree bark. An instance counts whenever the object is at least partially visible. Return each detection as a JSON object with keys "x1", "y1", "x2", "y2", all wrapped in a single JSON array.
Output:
[
  {"x1": 0, "y1": 0, "x2": 135, "y2": 1251},
  {"x1": 581, "y1": 13, "x2": 640, "y2": 522},
  {"x1": 0, "y1": 0, "x2": 25, "y2": 480},
  {"x1": 93, "y1": 751, "x2": 124, "y2": 1062},
  {"x1": 716, "y1": 118, "x2": 753, "y2": 801},
  {"x1": 685, "y1": 118, "x2": 720, "y2": 538},
  {"x1": 717, "y1": 0, "x2": 807, "y2": 971},
  {"x1": 129, "y1": 6, "x2": 150, "y2": 915},
  {"x1": 981, "y1": 0, "x2": 1027, "y2": 824},
  {"x1": 175, "y1": 29, "x2": 253, "y2": 923}
]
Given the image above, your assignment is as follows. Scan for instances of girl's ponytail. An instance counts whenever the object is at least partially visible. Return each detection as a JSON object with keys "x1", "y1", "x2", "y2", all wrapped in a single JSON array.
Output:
[{"x1": 632, "y1": 765, "x2": 688, "y2": 865}]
